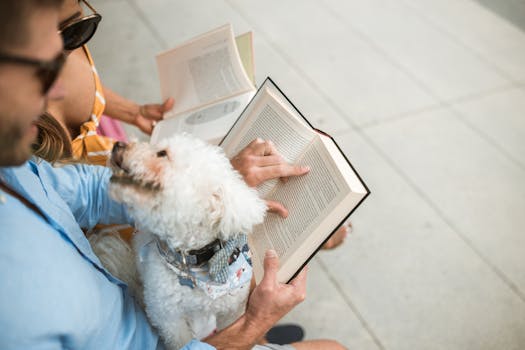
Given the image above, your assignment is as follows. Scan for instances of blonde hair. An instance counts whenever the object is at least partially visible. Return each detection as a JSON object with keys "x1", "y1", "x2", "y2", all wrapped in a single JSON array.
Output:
[{"x1": 32, "y1": 112, "x2": 75, "y2": 164}]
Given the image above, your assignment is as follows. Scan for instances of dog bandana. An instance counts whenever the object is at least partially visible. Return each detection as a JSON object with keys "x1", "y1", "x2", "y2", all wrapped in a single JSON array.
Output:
[
  {"x1": 195, "y1": 250, "x2": 252, "y2": 299},
  {"x1": 140, "y1": 234, "x2": 253, "y2": 299},
  {"x1": 209, "y1": 234, "x2": 249, "y2": 283}
]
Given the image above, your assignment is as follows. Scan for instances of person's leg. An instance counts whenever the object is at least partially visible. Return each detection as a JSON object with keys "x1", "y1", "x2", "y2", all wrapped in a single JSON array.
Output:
[
  {"x1": 291, "y1": 339, "x2": 347, "y2": 350},
  {"x1": 253, "y1": 345, "x2": 295, "y2": 350},
  {"x1": 253, "y1": 339, "x2": 346, "y2": 350},
  {"x1": 322, "y1": 222, "x2": 352, "y2": 250}
]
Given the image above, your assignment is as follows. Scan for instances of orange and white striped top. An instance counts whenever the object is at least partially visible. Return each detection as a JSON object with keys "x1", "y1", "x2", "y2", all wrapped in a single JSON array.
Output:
[
  {"x1": 72, "y1": 46, "x2": 135, "y2": 242},
  {"x1": 70, "y1": 45, "x2": 115, "y2": 166}
]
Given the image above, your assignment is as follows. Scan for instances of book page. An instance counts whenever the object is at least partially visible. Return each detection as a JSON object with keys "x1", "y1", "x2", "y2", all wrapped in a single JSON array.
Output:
[
  {"x1": 222, "y1": 85, "x2": 316, "y2": 197},
  {"x1": 235, "y1": 32, "x2": 255, "y2": 86},
  {"x1": 156, "y1": 24, "x2": 254, "y2": 117},
  {"x1": 250, "y1": 135, "x2": 360, "y2": 282},
  {"x1": 150, "y1": 92, "x2": 254, "y2": 145}
]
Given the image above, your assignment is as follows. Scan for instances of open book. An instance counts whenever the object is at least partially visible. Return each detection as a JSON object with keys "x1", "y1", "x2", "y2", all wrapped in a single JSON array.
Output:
[
  {"x1": 221, "y1": 78, "x2": 370, "y2": 284},
  {"x1": 151, "y1": 24, "x2": 256, "y2": 145}
]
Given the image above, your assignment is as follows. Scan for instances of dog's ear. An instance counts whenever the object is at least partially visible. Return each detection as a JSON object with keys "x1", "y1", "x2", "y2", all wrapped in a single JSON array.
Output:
[
  {"x1": 208, "y1": 190, "x2": 225, "y2": 230},
  {"x1": 210, "y1": 182, "x2": 266, "y2": 239}
]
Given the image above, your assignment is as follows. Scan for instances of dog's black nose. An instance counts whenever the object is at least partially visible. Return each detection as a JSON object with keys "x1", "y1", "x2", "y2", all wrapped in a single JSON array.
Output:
[{"x1": 111, "y1": 141, "x2": 127, "y2": 169}]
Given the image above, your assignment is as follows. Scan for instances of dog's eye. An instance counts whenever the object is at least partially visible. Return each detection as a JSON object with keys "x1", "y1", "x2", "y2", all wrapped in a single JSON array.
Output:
[{"x1": 156, "y1": 150, "x2": 168, "y2": 158}]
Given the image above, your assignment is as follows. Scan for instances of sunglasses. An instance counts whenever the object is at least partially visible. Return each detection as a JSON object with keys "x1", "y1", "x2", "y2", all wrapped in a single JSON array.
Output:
[
  {"x1": 0, "y1": 52, "x2": 66, "y2": 94},
  {"x1": 59, "y1": 0, "x2": 102, "y2": 51}
]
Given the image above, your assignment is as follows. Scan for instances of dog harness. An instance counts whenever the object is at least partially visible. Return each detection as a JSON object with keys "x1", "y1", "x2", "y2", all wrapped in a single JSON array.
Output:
[{"x1": 141, "y1": 234, "x2": 252, "y2": 299}]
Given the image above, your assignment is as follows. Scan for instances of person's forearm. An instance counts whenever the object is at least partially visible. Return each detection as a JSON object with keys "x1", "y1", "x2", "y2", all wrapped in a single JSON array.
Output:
[
  {"x1": 102, "y1": 86, "x2": 140, "y2": 124},
  {"x1": 203, "y1": 314, "x2": 271, "y2": 350}
]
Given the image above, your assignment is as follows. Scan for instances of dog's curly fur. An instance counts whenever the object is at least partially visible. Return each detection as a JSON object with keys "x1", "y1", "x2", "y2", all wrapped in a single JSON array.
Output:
[{"x1": 96, "y1": 134, "x2": 266, "y2": 349}]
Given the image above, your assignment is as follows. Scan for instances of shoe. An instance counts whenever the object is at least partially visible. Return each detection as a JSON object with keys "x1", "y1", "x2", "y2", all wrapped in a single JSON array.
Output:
[{"x1": 265, "y1": 324, "x2": 305, "y2": 345}]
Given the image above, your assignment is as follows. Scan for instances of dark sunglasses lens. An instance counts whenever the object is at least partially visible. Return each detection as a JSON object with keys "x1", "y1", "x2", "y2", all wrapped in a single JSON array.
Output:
[
  {"x1": 61, "y1": 16, "x2": 101, "y2": 50},
  {"x1": 38, "y1": 54, "x2": 65, "y2": 93}
]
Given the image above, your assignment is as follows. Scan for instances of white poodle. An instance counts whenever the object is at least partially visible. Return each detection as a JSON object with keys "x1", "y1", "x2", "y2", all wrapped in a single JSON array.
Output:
[{"x1": 102, "y1": 134, "x2": 267, "y2": 349}]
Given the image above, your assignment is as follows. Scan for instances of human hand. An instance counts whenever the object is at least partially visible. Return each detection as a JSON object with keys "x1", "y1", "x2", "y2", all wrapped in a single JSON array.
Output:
[
  {"x1": 134, "y1": 97, "x2": 174, "y2": 134},
  {"x1": 203, "y1": 250, "x2": 306, "y2": 349},
  {"x1": 245, "y1": 250, "x2": 307, "y2": 336},
  {"x1": 231, "y1": 138, "x2": 310, "y2": 217}
]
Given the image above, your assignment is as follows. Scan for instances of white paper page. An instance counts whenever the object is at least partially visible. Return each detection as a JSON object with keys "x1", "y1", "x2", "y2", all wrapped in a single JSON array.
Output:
[
  {"x1": 249, "y1": 136, "x2": 347, "y2": 281},
  {"x1": 156, "y1": 24, "x2": 254, "y2": 117},
  {"x1": 222, "y1": 86, "x2": 316, "y2": 197},
  {"x1": 150, "y1": 92, "x2": 254, "y2": 145}
]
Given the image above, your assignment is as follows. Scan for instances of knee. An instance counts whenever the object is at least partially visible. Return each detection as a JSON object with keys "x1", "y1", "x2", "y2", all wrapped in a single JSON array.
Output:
[
  {"x1": 291, "y1": 339, "x2": 348, "y2": 350},
  {"x1": 326, "y1": 340, "x2": 347, "y2": 350}
]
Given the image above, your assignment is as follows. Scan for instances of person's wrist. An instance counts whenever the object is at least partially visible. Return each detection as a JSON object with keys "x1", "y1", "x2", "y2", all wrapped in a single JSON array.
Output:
[
  {"x1": 204, "y1": 315, "x2": 260, "y2": 350},
  {"x1": 134, "y1": 103, "x2": 143, "y2": 120},
  {"x1": 114, "y1": 102, "x2": 141, "y2": 125},
  {"x1": 244, "y1": 300, "x2": 285, "y2": 342}
]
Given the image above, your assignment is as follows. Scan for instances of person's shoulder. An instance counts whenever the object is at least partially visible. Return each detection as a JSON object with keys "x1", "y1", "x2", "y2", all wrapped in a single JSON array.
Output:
[{"x1": 0, "y1": 192, "x2": 47, "y2": 232}]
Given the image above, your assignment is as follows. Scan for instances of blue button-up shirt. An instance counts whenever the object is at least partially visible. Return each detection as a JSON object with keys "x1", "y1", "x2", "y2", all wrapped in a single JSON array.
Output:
[{"x1": 0, "y1": 159, "x2": 215, "y2": 350}]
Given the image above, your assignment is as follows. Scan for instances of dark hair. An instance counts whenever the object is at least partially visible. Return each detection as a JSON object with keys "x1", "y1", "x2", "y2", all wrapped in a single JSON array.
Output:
[
  {"x1": 0, "y1": 0, "x2": 64, "y2": 51},
  {"x1": 32, "y1": 112, "x2": 74, "y2": 164}
]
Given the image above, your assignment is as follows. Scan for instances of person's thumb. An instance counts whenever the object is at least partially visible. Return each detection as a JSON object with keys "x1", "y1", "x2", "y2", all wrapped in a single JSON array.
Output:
[
  {"x1": 261, "y1": 249, "x2": 279, "y2": 285},
  {"x1": 163, "y1": 97, "x2": 175, "y2": 112}
]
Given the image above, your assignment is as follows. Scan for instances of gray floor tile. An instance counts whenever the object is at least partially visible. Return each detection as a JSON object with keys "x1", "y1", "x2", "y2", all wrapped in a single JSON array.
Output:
[
  {"x1": 252, "y1": 40, "x2": 352, "y2": 136},
  {"x1": 451, "y1": 87, "x2": 525, "y2": 169},
  {"x1": 280, "y1": 259, "x2": 381, "y2": 349},
  {"x1": 322, "y1": 128, "x2": 525, "y2": 350},
  {"x1": 322, "y1": 0, "x2": 510, "y2": 101},
  {"x1": 475, "y1": 0, "x2": 525, "y2": 32},
  {"x1": 227, "y1": 0, "x2": 437, "y2": 127},
  {"x1": 404, "y1": 0, "x2": 525, "y2": 82},
  {"x1": 363, "y1": 109, "x2": 525, "y2": 295},
  {"x1": 132, "y1": 0, "x2": 253, "y2": 49}
]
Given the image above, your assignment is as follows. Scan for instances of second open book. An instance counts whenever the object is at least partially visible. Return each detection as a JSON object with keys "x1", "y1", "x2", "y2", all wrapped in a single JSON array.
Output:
[{"x1": 151, "y1": 24, "x2": 255, "y2": 145}]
